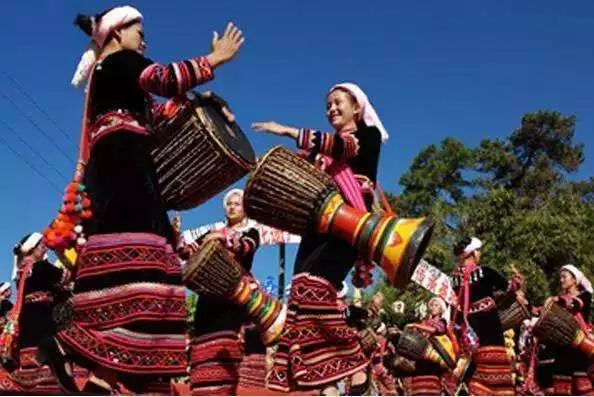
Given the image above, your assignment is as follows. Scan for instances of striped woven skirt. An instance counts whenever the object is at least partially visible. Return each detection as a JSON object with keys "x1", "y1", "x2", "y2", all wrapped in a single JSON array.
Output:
[
  {"x1": 56, "y1": 232, "x2": 187, "y2": 392},
  {"x1": 267, "y1": 273, "x2": 368, "y2": 392},
  {"x1": 468, "y1": 345, "x2": 515, "y2": 396}
]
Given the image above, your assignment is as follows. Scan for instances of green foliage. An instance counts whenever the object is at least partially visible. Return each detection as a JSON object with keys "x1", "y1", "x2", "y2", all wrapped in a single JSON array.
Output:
[{"x1": 380, "y1": 110, "x2": 593, "y2": 317}]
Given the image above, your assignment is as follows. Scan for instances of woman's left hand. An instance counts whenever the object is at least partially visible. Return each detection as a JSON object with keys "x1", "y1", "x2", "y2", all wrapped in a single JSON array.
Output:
[
  {"x1": 510, "y1": 265, "x2": 525, "y2": 287},
  {"x1": 252, "y1": 121, "x2": 299, "y2": 139}
]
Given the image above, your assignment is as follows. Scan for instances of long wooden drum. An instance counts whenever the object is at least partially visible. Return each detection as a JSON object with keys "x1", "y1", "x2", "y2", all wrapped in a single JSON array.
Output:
[
  {"x1": 152, "y1": 94, "x2": 255, "y2": 210},
  {"x1": 498, "y1": 299, "x2": 530, "y2": 330},
  {"x1": 244, "y1": 146, "x2": 433, "y2": 288},
  {"x1": 533, "y1": 301, "x2": 594, "y2": 357},
  {"x1": 183, "y1": 240, "x2": 285, "y2": 345}
]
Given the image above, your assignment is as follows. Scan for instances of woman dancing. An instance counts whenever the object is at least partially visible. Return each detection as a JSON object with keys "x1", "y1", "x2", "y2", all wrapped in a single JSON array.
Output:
[
  {"x1": 253, "y1": 82, "x2": 388, "y2": 394},
  {"x1": 50, "y1": 5, "x2": 244, "y2": 393}
]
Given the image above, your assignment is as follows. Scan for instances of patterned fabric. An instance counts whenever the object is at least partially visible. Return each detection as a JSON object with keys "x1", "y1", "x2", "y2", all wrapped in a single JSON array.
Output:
[
  {"x1": 71, "y1": 282, "x2": 186, "y2": 330},
  {"x1": 57, "y1": 232, "x2": 187, "y2": 386},
  {"x1": 6, "y1": 347, "x2": 61, "y2": 395},
  {"x1": 75, "y1": 233, "x2": 180, "y2": 281},
  {"x1": 0, "y1": 367, "x2": 23, "y2": 394},
  {"x1": 24, "y1": 291, "x2": 54, "y2": 304},
  {"x1": 139, "y1": 56, "x2": 213, "y2": 97},
  {"x1": 574, "y1": 372, "x2": 593, "y2": 395},
  {"x1": 297, "y1": 129, "x2": 360, "y2": 159},
  {"x1": 238, "y1": 353, "x2": 267, "y2": 390},
  {"x1": 551, "y1": 372, "x2": 594, "y2": 396},
  {"x1": 468, "y1": 345, "x2": 515, "y2": 396},
  {"x1": 403, "y1": 375, "x2": 442, "y2": 396},
  {"x1": 372, "y1": 361, "x2": 397, "y2": 396},
  {"x1": 267, "y1": 273, "x2": 368, "y2": 392},
  {"x1": 189, "y1": 331, "x2": 242, "y2": 396},
  {"x1": 88, "y1": 111, "x2": 151, "y2": 150},
  {"x1": 553, "y1": 375, "x2": 573, "y2": 396},
  {"x1": 469, "y1": 296, "x2": 497, "y2": 314}
]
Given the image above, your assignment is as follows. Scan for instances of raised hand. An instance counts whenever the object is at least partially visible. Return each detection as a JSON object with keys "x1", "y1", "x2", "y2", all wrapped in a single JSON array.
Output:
[
  {"x1": 252, "y1": 121, "x2": 299, "y2": 139},
  {"x1": 208, "y1": 22, "x2": 245, "y2": 67}
]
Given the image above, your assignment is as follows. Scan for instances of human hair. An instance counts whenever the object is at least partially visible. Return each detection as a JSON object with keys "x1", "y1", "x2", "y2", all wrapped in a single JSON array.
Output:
[
  {"x1": 453, "y1": 237, "x2": 472, "y2": 257},
  {"x1": 74, "y1": 9, "x2": 141, "y2": 44},
  {"x1": 74, "y1": 8, "x2": 113, "y2": 36}
]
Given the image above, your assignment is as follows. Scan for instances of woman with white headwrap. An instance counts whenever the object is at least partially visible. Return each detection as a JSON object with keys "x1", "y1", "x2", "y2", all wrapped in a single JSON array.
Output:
[
  {"x1": 450, "y1": 236, "x2": 523, "y2": 396},
  {"x1": 253, "y1": 83, "x2": 387, "y2": 394},
  {"x1": 46, "y1": 6, "x2": 244, "y2": 394},
  {"x1": 545, "y1": 264, "x2": 593, "y2": 395},
  {"x1": 0, "y1": 282, "x2": 12, "y2": 325},
  {"x1": 0, "y1": 233, "x2": 72, "y2": 394},
  {"x1": 187, "y1": 188, "x2": 264, "y2": 395},
  {"x1": 397, "y1": 296, "x2": 451, "y2": 395}
]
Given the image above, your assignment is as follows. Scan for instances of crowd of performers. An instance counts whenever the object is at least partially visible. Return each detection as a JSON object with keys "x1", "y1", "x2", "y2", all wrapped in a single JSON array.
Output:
[{"x1": 0, "y1": 4, "x2": 592, "y2": 396}]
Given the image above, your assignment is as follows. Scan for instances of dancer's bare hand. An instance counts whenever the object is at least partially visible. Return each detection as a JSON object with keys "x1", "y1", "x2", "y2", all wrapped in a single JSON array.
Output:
[
  {"x1": 208, "y1": 22, "x2": 244, "y2": 67},
  {"x1": 171, "y1": 212, "x2": 182, "y2": 233},
  {"x1": 252, "y1": 121, "x2": 299, "y2": 139}
]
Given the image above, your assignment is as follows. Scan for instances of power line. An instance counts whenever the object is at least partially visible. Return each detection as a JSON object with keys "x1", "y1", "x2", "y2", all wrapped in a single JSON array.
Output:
[
  {"x1": 1, "y1": 70, "x2": 77, "y2": 149},
  {"x1": 0, "y1": 90, "x2": 75, "y2": 164},
  {"x1": 0, "y1": 128, "x2": 61, "y2": 193},
  {"x1": 0, "y1": 118, "x2": 66, "y2": 179}
]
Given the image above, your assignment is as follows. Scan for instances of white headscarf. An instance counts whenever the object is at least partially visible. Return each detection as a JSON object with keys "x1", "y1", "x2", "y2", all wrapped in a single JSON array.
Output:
[
  {"x1": 463, "y1": 237, "x2": 483, "y2": 257},
  {"x1": 71, "y1": 6, "x2": 143, "y2": 87},
  {"x1": 224, "y1": 188, "x2": 244, "y2": 205},
  {"x1": 12, "y1": 232, "x2": 43, "y2": 280},
  {"x1": 337, "y1": 281, "x2": 349, "y2": 299},
  {"x1": 330, "y1": 83, "x2": 389, "y2": 143},
  {"x1": 428, "y1": 296, "x2": 450, "y2": 321},
  {"x1": 561, "y1": 264, "x2": 593, "y2": 294},
  {"x1": 0, "y1": 282, "x2": 10, "y2": 295}
]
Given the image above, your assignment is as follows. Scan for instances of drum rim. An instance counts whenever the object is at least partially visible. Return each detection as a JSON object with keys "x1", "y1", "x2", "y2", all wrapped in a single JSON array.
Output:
[
  {"x1": 394, "y1": 218, "x2": 434, "y2": 288},
  {"x1": 397, "y1": 329, "x2": 429, "y2": 360},
  {"x1": 533, "y1": 301, "x2": 580, "y2": 346},
  {"x1": 182, "y1": 239, "x2": 220, "y2": 284},
  {"x1": 498, "y1": 299, "x2": 531, "y2": 330},
  {"x1": 429, "y1": 335, "x2": 456, "y2": 369},
  {"x1": 534, "y1": 301, "x2": 559, "y2": 330},
  {"x1": 245, "y1": 145, "x2": 285, "y2": 197},
  {"x1": 193, "y1": 105, "x2": 256, "y2": 168}
]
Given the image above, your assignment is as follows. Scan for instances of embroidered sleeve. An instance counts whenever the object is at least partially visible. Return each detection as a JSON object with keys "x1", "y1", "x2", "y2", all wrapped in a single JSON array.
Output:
[
  {"x1": 228, "y1": 228, "x2": 260, "y2": 257},
  {"x1": 433, "y1": 318, "x2": 447, "y2": 335},
  {"x1": 139, "y1": 56, "x2": 214, "y2": 98},
  {"x1": 416, "y1": 318, "x2": 447, "y2": 336},
  {"x1": 296, "y1": 129, "x2": 360, "y2": 159}
]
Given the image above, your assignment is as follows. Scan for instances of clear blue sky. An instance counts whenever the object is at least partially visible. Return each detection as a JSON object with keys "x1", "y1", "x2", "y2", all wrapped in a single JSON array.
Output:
[{"x1": 0, "y1": 1, "x2": 592, "y2": 287}]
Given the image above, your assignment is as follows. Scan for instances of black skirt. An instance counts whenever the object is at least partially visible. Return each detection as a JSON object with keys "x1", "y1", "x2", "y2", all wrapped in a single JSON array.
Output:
[{"x1": 83, "y1": 131, "x2": 175, "y2": 245}]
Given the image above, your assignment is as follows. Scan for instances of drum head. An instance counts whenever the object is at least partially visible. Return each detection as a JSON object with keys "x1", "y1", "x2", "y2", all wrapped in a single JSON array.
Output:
[{"x1": 193, "y1": 96, "x2": 255, "y2": 166}]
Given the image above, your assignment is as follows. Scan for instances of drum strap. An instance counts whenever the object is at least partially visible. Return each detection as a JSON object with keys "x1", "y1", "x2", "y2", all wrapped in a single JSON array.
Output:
[
  {"x1": 452, "y1": 261, "x2": 479, "y2": 353},
  {"x1": 75, "y1": 62, "x2": 99, "y2": 182}
]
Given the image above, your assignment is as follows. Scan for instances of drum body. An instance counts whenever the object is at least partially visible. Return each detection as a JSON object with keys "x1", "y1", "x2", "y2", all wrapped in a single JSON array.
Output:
[
  {"x1": 534, "y1": 302, "x2": 580, "y2": 348},
  {"x1": 152, "y1": 95, "x2": 255, "y2": 210},
  {"x1": 183, "y1": 240, "x2": 285, "y2": 345},
  {"x1": 396, "y1": 329, "x2": 450, "y2": 369},
  {"x1": 430, "y1": 334, "x2": 456, "y2": 369},
  {"x1": 498, "y1": 299, "x2": 530, "y2": 330},
  {"x1": 244, "y1": 146, "x2": 433, "y2": 288},
  {"x1": 534, "y1": 302, "x2": 594, "y2": 358}
]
